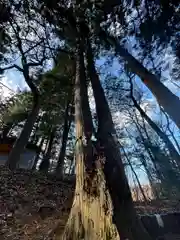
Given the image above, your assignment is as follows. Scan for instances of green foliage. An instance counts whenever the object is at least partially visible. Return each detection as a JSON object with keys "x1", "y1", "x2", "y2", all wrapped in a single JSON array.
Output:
[
  {"x1": 39, "y1": 52, "x2": 74, "y2": 134},
  {"x1": 2, "y1": 91, "x2": 32, "y2": 125}
]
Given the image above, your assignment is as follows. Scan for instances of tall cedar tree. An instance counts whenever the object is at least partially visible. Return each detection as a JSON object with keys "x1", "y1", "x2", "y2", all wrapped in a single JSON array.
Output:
[
  {"x1": 61, "y1": 26, "x2": 119, "y2": 239},
  {"x1": 85, "y1": 37, "x2": 152, "y2": 240}
]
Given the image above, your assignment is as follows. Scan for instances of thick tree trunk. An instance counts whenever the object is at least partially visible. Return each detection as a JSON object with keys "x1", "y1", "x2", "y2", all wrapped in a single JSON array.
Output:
[
  {"x1": 56, "y1": 100, "x2": 72, "y2": 175},
  {"x1": 86, "y1": 39, "x2": 152, "y2": 240},
  {"x1": 39, "y1": 127, "x2": 56, "y2": 173},
  {"x1": 61, "y1": 38, "x2": 119, "y2": 240},
  {"x1": 130, "y1": 80, "x2": 180, "y2": 169},
  {"x1": 6, "y1": 99, "x2": 40, "y2": 170},
  {"x1": 101, "y1": 30, "x2": 180, "y2": 129}
]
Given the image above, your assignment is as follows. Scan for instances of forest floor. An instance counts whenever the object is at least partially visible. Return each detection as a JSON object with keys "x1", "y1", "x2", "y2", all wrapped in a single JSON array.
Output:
[{"x1": 0, "y1": 167, "x2": 180, "y2": 240}]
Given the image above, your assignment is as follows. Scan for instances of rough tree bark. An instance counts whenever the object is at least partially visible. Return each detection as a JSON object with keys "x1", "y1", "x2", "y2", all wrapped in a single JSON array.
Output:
[
  {"x1": 61, "y1": 35, "x2": 119, "y2": 239},
  {"x1": 100, "y1": 30, "x2": 180, "y2": 129},
  {"x1": 86, "y1": 38, "x2": 152, "y2": 240}
]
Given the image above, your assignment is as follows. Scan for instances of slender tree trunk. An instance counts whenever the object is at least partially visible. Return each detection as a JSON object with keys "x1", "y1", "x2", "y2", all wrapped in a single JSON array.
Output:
[
  {"x1": 101, "y1": 30, "x2": 180, "y2": 129},
  {"x1": 120, "y1": 144, "x2": 147, "y2": 201},
  {"x1": 32, "y1": 137, "x2": 45, "y2": 170},
  {"x1": 56, "y1": 100, "x2": 72, "y2": 175},
  {"x1": 132, "y1": 175, "x2": 140, "y2": 201},
  {"x1": 86, "y1": 39, "x2": 152, "y2": 240},
  {"x1": 129, "y1": 80, "x2": 180, "y2": 169},
  {"x1": 167, "y1": 127, "x2": 180, "y2": 154},
  {"x1": 43, "y1": 137, "x2": 49, "y2": 155},
  {"x1": 145, "y1": 145, "x2": 163, "y2": 181},
  {"x1": 139, "y1": 154, "x2": 160, "y2": 199},
  {"x1": 140, "y1": 113, "x2": 180, "y2": 184},
  {"x1": 132, "y1": 166, "x2": 147, "y2": 201},
  {"x1": 161, "y1": 108, "x2": 180, "y2": 153},
  {"x1": 6, "y1": 98, "x2": 40, "y2": 170},
  {"x1": 71, "y1": 164, "x2": 75, "y2": 175},
  {"x1": 148, "y1": 144, "x2": 180, "y2": 193},
  {"x1": 39, "y1": 127, "x2": 56, "y2": 173},
  {"x1": 68, "y1": 155, "x2": 74, "y2": 175},
  {"x1": 61, "y1": 36, "x2": 119, "y2": 240},
  {"x1": 30, "y1": 115, "x2": 41, "y2": 145},
  {"x1": 134, "y1": 115, "x2": 180, "y2": 194},
  {"x1": 132, "y1": 115, "x2": 167, "y2": 183}
]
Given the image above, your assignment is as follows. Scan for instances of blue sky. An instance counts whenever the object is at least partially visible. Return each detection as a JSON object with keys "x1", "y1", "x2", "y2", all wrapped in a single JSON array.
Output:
[{"x1": 1, "y1": 47, "x2": 180, "y2": 188}]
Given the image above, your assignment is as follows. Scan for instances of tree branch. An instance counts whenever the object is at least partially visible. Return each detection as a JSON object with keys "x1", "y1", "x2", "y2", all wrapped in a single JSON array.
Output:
[
  {"x1": 0, "y1": 64, "x2": 23, "y2": 73},
  {"x1": 27, "y1": 56, "x2": 46, "y2": 67}
]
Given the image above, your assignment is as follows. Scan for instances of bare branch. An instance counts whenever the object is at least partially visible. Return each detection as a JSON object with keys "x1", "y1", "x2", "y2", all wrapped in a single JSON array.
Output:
[
  {"x1": 0, "y1": 64, "x2": 23, "y2": 72},
  {"x1": 27, "y1": 56, "x2": 46, "y2": 67},
  {"x1": 24, "y1": 39, "x2": 45, "y2": 55}
]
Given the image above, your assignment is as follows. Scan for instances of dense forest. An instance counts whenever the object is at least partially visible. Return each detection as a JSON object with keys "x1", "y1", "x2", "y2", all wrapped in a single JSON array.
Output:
[{"x1": 0, "y1": 0, "x2": 180, "y2": 239}]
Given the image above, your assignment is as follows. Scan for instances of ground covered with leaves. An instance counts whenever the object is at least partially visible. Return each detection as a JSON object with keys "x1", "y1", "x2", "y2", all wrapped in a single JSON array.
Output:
[
  {"x1": 0, "y1": 167, "x2": 74, "y2": 240},
  {"x1": 0, "y1": 167, "x2": 179, "y2": 240}
]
